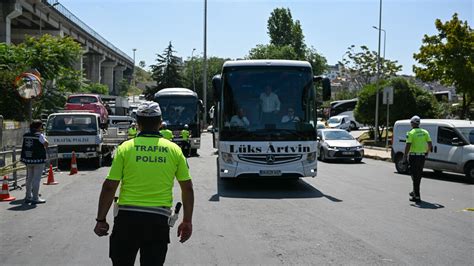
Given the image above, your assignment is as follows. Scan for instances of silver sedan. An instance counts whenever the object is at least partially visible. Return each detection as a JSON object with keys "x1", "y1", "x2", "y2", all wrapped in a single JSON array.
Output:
[{"x1": 317, "y1": 129, "x2": 364, "y2": 162}]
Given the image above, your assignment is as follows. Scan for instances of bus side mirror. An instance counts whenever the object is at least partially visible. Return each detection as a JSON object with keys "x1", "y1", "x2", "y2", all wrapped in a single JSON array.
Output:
[
  {"x1": 212, "y1": 75, "x2": 222, "y2": 102},
  {"x1": 322, "y1": 78, "x2": 331, "y2": 101},
  {"x1": 313, "y1": 76, "x2": 331, "y2": 101}
]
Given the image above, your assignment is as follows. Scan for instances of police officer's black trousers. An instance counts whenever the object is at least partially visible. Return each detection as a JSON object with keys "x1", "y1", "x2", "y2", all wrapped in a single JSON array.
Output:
[
  {"x1": 110, "y1": 210, "x2": 170, "y2": 266},
  {"x1": 409, "y1": 155, "x2": 425, "y2": 198}
]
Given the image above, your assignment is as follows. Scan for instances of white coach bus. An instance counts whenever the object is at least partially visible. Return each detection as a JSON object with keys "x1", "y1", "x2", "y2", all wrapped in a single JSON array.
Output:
[{"x1": 212, "y1": 60, "x2": 330, "y2": 179}]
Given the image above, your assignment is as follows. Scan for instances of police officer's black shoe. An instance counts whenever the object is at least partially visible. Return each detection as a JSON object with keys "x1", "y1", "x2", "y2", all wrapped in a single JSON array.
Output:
[{"x1": 409, "y1": 196, "x2": 421, "y2": 203}]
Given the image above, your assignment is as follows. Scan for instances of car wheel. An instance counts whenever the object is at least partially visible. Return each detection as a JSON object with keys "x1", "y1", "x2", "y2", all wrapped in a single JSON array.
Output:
[
  {"x1": 350, "y1": 121, "x2": 357, "y2": 130},
  {"x1": 354, "y1": 158, "x2": 362, "y2": 163},
  {"x1": 320, "y1": 148, "x2": 326, "y2": 162},
  {"x1": 394, "y1": 153, "x2": 409, "y2": 174},
  {"x1": 465, "y1": 162, "x2": 474, "y2": 179}
]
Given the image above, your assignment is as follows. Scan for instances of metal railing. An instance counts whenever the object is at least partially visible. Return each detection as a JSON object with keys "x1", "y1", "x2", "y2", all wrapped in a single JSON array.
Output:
[
  {"x1": 0, "y1": 145, "x2": 59, "y2": 190},
  {"x1": 44, "y1": 0, "x2": 133, "y2": 63}
]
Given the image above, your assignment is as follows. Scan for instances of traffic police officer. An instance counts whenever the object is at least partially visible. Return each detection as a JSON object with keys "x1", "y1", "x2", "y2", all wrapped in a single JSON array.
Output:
[
  {"x1": 20, "y1": 119, "x2": 48, "y2": 204},
  {"x1": 404, "y1": 115, "x2": 432, "y2": 203},
  {"x1": 127, "y1": 122, "x2": 137, "y2": 139},
  {"x1": 180, "y1": 124, "x2": 191, "y2": 156},
  {"x1": 160, "y1": 121, "x2": 173, "y2": 141},
  {"x1": 94, "y1": 101, "x2": 194, "y2": 265}
]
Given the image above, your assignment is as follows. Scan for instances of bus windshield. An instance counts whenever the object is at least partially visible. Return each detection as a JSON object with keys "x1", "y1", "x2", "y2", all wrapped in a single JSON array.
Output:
[
  {"x1": 220, "y1": 66, "x2": 317, "y2": 141},
  {"x1": 156, "y1": 96, "x2": 198, "y2": 126}
]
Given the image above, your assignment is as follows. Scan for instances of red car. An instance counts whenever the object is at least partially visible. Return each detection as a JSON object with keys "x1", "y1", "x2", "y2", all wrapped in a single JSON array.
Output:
[{"x1": 64, "y1": 94, "x2": 109, "y2": 125}]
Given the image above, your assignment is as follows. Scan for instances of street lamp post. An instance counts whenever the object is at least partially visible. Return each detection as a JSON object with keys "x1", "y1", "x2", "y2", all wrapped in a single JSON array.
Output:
[
  {"x1": 191, "y1": 48, "x2": 196, "y2": 92},
  {"x1": 202, "y1": 0, "x2": 208, "y2": 128},
  {"x1": 372, "y1": 26, "x2": 386, "y2": 62},
  {"x1": 374, "y1": 0, "x2": 383, "y2": 143},
  {"x1": 132, "y1": 48, "x2": 137, "y2": 87}
]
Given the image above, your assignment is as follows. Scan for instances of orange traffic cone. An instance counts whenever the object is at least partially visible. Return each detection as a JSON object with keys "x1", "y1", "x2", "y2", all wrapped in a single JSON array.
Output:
[
  {"x1": 70, "y1": 151, "x2": 78, "y2": 175},
  {"x1": 0, "y1": 176, "x2": 16, "y2": 201},
  {"x1": 44, "y1": 164, "x2": 58, "y2": 185}
]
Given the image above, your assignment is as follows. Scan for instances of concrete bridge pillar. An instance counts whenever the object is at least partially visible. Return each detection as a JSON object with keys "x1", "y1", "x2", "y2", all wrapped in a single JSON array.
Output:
[
  {"x1": 84, "y1": 53, "x2": 105, "y2": 83},
  {"x1": 101, "y1": 61, "x2": 117, "y2": 94},
  {"x1": 0, "y1": 0, "x2": 22, "y2": 44},
  {"x1": 113, "y1": 65, "x2": 126, "y2": 95}
]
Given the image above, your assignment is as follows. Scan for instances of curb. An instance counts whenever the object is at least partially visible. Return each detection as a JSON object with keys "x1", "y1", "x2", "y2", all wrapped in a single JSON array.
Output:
[{"x1": 364, "y1": 153, "x2": 392, "y2": 162}]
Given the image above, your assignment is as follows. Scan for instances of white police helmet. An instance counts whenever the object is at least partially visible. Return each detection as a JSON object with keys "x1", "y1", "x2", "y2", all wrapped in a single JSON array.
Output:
[
  {"x1": 184, "y1": 124, "x2": 189, "y2": 129},
  {"x1": 410, "y1": 115, "x2": 421, "y2": 125},
  {"x1": 136, "y1": 101, "x2": 161, "y2": 117},
  {"x1": 161, "y1": 121, "x2": 167, "y2": 127}
]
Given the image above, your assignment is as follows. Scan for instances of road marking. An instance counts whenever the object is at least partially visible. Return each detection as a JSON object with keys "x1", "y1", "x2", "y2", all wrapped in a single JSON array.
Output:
[{"x1": 462, "y1": 208, "x2": 474, "y2": 212}]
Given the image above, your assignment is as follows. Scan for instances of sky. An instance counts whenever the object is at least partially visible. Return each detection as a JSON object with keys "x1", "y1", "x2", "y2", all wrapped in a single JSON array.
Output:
[{"x1": 59, "y1": 0, "x2": 473, "y2": 75}]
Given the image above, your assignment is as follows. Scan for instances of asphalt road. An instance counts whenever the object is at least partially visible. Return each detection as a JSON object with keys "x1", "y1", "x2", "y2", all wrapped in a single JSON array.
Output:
[{"x1": 1, "y1": 133, "x2": 473, "y2": 265}]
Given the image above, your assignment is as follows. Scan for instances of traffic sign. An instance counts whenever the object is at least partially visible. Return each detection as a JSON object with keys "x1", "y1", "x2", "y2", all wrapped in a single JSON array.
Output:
[{"x1": 383, "y1": 86, "x2": 393, "y2": 105}]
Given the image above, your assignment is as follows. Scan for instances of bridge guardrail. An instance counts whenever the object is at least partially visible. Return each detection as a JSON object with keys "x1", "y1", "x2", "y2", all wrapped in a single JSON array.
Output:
[
  {"x1": 0, "y1": 145, "x2": 59, "y2": 190},
  {"x1": 44, "y1": 0, "x2": 133, "y2": 63}
]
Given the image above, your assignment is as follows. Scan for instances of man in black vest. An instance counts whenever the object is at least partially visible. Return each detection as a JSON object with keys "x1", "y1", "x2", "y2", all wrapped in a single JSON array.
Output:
[{"x1": 20, "y1": 120, "x2": 49, "y2": 204}]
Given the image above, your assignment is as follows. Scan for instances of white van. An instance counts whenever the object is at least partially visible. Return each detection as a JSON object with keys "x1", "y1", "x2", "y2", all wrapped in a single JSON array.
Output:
[
  {"x1": 327, "y1": 115, "x2": 351, "y2": 131},
  {"x1": 391, "y1": 119, "x2": 474, "y2": 179}
]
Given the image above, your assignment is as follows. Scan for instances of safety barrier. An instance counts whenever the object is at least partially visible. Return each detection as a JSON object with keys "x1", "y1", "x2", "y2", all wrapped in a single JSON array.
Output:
[{"x1": 0, "y1": 145, "x2": 59, "y2": 190}]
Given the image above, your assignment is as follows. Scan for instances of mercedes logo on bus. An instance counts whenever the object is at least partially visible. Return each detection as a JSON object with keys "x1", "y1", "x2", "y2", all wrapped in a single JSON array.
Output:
[{"x1": 266, "y1": 155, "x2": 275, "y2": 164}]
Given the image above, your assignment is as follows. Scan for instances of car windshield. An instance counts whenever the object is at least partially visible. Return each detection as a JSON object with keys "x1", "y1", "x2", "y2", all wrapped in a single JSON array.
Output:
[
  {"x1": 67, "y1": 96, "x2": 98, "y2": 104},
  {"x1": 328, "y1": 117, "x2": 341, "y2": 123},
  {"x1": 46, "y1": 115, "x2": 98, "y2": 135},
  {"x1": 323, "y1": 130, "x2": 354, "y2": 140},
  {"x1": 457, "y1": 127, "x2": 474, "y2": 144}
]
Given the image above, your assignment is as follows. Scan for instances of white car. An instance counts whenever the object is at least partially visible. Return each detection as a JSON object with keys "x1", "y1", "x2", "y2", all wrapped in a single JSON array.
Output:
[
  {"x1": 317, "y1": 129, "x2": 364, "y2": 162},
  {"x1": 327, "y1": 115, "x2": 351, "y2": 131},
  {"x1": 391, "y1": 119, "x2": 474, "y2": 179}
]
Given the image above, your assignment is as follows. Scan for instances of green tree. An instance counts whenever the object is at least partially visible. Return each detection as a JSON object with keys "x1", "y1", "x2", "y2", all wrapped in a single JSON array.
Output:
[
  {"x1": 248, "y1": 8, "x2": 327, "y2": 74},
  {"x1": 181, "y1": 56, "x2": 227, "y2": 109},
  {"x1": 413, "y1": 13, "x2": 474, "y2": 119},
  {"x1": 267, "y1": 8, "x2": 306, "y2": 58},
  {"x1": 340, "y1": 45, "x2": 402, "y2": 91},
  {"x1": 355, "y1": 77, "x2": 440, "y2": 140},
  {"x1": 146, "y1": 41, "x2": 183, "y2": 99},
  {"x1": 0, "y1": 35, "x2": 82, "y2": 120}
]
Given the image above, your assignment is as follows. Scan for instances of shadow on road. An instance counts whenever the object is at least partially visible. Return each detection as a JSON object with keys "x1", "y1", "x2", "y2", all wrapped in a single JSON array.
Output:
[
  {"x1": 7, "y1": 199, "x2": 38, "y2": 211},
  {"x1": 209, "y1": 178, "x2": 343, "y2": 201},
  {"x1": 410, "y1": 201, "x2": 445, "y2": 209}
]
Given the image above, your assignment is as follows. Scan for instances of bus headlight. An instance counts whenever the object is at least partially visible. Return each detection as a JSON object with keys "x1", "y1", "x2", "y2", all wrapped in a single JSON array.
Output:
[
  {"x1": 221, "y1": 152, "x2": 234, "y2": 164},
  {"x1": 307, "y1": 152, "x2": 317, "y2": 163}
]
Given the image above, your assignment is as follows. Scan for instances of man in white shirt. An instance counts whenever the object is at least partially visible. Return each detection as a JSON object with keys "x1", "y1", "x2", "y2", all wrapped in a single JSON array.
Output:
[
  {"x1": 260, "y1": 85, "x2": 280, "y2": 124},
  {"x1": 230, "y1": 108, "x2": 250, "y2": 128},
  {"x1": 281, "y1": 108, "x2": 300, "y2": 123}
]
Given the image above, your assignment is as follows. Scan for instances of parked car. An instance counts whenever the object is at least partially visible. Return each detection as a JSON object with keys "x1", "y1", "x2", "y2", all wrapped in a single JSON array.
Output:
[
  {"x1": 391, "y1": 119, "x2": 474, "y2": 179},
  {"x1": 65, "y1": 94, "x2": 109, "y2": 125},
  {"x1": 317, "y1": 129, "x2": 364, "y2": 162},
  {"x1": 327, "y1": 115, "x2": 351, "y2": 131}
]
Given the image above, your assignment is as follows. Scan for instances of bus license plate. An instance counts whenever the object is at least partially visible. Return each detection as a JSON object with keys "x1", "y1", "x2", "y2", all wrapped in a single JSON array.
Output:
[
  {"x1": 342, "y1": 151, "x2": 354, "y2": 155},
  {"x1": 259, "y1": 170, "x2": 282, "y2": 176}
]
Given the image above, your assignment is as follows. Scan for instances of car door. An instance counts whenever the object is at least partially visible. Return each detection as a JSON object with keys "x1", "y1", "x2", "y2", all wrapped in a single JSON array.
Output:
[{"x1": 427, "y1": 126, "x2": 464, "y2": 172}]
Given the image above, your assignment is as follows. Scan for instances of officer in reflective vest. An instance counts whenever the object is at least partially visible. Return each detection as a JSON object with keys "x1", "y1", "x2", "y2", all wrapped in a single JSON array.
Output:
[
  {"x1": 404, "y1": 115, "x2": 432, "y2": 203},
  {"x1": 180, "y1": 124, "x2": 191, "y2": 156},
  {"x1": 159, "y1": 121, "x2": 173, "y2": 141},
  {"x1": 127, "y1": 123, "x2": 137, "y2": 139},
  {"x1": 20, "y1": 120, "x2": 48, "y2": 204},
  {"x1": 94, "y1": 101, "x2": 194, "y2": 265}
]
